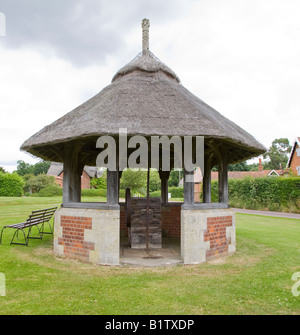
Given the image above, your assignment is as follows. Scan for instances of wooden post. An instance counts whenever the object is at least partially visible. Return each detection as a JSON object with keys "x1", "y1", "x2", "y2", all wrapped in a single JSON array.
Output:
[
  {"x1": 146, "y1": 168, "x2": 150, "y2": 252},
  {"x1": 63, "y1": 144, "x2": 83, "y2": 205},
  {"x1": 219, "y1": 153, "x2": 228, "y2": 204},
  {"x1": 107, "y1": 169, "x2": 119, "y2": 206},
  {"x1": 203, "y1": 157, "x2": 211, "y2": 203},
  {"x1": 159, "y1": 170, "x2": 170, "y2": 205},
  {"x1": 183, "y1": 168, "x2": 194, "y2": 207}
]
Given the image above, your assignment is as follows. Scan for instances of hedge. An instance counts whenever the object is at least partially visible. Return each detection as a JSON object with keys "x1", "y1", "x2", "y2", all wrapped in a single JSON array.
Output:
[
  {"x1": 81, "y1": 189, "x2": 107, "y2": 197},
  {"x1": 169, "y1": 186, "x2": 184, "y2": 198},
  {"x1": 0, "y1": 172, "x2": 25, "y2": 197},
  {"x1": 211, "y1": 177, "x2": 300, "y2": 213},
  {"x1": 37, "y1": 184, "x2": 63, "y2": 197}
]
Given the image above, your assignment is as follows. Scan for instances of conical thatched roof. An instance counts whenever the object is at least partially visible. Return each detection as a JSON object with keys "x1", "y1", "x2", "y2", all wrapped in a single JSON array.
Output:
[{"x1": 21, "y1": 27, "x2": 266, "y2": 165}]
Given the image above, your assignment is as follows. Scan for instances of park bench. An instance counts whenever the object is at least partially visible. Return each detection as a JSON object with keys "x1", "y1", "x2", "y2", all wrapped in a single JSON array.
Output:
[{"x1": 0, "y1": 207, "x2": 58, "y2": 246}]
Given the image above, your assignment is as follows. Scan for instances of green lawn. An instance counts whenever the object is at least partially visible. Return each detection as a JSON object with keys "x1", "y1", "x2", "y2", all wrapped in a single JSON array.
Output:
[{"x1": 0, "y1": 196, "x2": 299, "y2": 315}]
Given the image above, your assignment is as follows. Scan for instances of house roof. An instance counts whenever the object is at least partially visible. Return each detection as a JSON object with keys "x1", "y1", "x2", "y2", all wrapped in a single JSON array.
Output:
[
  {"x1": 287, "y1": 137, "x2": 300, "y2": 167},
  {"x1": 47, "y1": 162, "x2": 101, "y2": 178},
  {"x1": 47, "y1": 162, "x2": 63, "y2": 176}
]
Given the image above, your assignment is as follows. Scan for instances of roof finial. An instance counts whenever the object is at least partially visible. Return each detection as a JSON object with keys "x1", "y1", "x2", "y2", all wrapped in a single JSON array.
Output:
[{"x1": 142, "y1": 18, "x2": 150, "y2": 56}]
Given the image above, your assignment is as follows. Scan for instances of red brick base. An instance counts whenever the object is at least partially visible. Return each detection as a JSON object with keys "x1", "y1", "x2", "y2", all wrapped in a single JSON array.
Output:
[
  {"x1": 161, "y1": 205, "x2": 181, "y2": 238},
  {"x1": 204, "y1": 216, "x2": 233, "y2": 260},
  {"x1": 58, "y1": 215, "x2": 95, "y2": 261}
]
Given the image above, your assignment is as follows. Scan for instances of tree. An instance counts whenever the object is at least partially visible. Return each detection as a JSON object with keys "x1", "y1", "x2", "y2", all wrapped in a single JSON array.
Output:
[
  {"x1": 16, "y1": 160, "x2": 51, "y2": 176},
  {"x1": 25, "y1": 174, "x2": 56, "y2": 194},
  {"x1": 168, "y1": 169, "x2": 181, "y2": 187},
  {"x1": 32, "y1": 161, "x2": 51, "y2": 175},
  {"x1": 263, "y1": 138, "x2": 292, "y2": 170},
  {"x1": 0, "y1": 166, "x2": 7, "y2": 173},
  {"x1": 228, "y1": 161, "x2": 251, "y2": 171},
  {"x1": 16, "y1": 160, "x2": 34, "y2": 176},
  {"x1": 120, "y1": 169, "x2": 147, "y2": 195},
  {"x1": 149, "y1": 170, "x2": 161, "y2": 192}
]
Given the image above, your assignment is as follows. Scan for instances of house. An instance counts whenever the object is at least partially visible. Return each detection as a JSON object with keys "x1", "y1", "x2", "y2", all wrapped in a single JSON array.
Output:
[
  {"x1": 287, "y1": 137, "x2": 300, "y2": 176},
  {"x1": 47, "y1": 162, "x2": 101, "y2": 189}
]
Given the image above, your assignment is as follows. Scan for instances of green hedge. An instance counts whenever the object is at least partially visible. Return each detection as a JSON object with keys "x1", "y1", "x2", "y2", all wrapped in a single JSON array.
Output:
[
  {"x1": 81, "y1": 189, "x2": 107, "y2": 197},
  {"x1": 211, "y1": 177, "x2": 300, "y2": 212},
  {"x1": 37, "y1": 184, "x2": 63, "y2": 197},
  {"x1": 169, "y1": 186, "x2": 184, "y2": 198},
  {"x1": 0, "y1": 172, "x2": 25, "y2": 197}
]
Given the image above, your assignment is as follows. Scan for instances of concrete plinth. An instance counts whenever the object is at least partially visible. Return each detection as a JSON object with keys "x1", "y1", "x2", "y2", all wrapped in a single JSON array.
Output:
[
  {"x1": 54, "y1": 207, "x2": 120, "y2": 265},
  {"x1": 181, "y1": 208, "x2": 235, "y2": 264}
]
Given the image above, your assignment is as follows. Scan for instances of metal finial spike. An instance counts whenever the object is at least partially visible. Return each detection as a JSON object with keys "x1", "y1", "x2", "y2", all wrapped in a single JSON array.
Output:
[{"x1": 142, "y1": 18, "x2": 150, "y2": 55}]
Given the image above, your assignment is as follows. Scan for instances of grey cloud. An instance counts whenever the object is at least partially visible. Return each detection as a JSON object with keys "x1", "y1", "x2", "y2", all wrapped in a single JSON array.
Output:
[{"x1": 0, "y1": 0, "x2": 185, "y2": 67}]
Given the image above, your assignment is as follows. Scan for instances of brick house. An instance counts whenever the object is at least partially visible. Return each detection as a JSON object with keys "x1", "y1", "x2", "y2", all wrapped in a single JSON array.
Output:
[
  {"x1": 47, "y1": 162, "x2": 101, "y2": 189},
  {"x1": 287, "y1": 137, "x2": 300, "y2": 176}
]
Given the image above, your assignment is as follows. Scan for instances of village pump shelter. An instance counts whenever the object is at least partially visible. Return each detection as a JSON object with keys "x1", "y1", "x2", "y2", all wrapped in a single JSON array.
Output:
[{"x1": 21, "y1": 20, "x2": 265, "y2": 266}]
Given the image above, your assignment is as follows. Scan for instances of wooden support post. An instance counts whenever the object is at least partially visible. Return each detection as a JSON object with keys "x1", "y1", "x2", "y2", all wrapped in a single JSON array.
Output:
[
  {"x1": 203, "y1": 157, "x2": 211, "y2": 203},
  {"x1": 107, "y1": 169, "x2": 119, "y2": 206},
  {"x1": 146, "y1": 168, "x2": 150, "y2": 252},
  {"x1": 219, "y1": 152, "x2": 228, "y2": 204},
  {"x1": 63, "y1": 144, "x2": 83, "y2": 205},
  {"x1": 159, "y1": 170, "x2": 170, "y2": 205},
  {"x1": 183, "y1": 169, "x2": 194, "y2": 207}
]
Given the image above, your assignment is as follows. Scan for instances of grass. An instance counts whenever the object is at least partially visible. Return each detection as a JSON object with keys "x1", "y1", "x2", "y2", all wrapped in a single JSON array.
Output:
[{"x1": 0, "y1": 196, "x2": 299, "y2": 315}]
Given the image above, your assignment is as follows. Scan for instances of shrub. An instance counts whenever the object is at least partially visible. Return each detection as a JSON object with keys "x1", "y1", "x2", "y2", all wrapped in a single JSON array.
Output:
[
  {"x1": 149, "y1": 190, "x2": 161, "y2": 197},
  {"x1": 169, "y1": 187, "x2": 184, "y2": 198},
  {"x1": 0, "y1": 172, "x2": 25, "y2": 197},
  {"x1": 81, "y1": 189, "x2": 107, "y2": 197},
  {"x1": 211, "y1": 177, "x2": 300, "y2": 213},
  {"x1": 90, "y1": 177, "x2": 107, "y2": 189},
  {"x1": 37, "y1": 184, "x2": 63, "y2": 197},
  {"x1": 25, "y1": 174, "x2": 56, "y2": 194}
]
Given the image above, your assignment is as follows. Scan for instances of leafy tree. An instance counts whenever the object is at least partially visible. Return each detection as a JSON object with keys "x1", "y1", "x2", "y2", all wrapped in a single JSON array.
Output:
[
  {"x1": 0, "y1": 166, "x2": 7, "y2": 173},
  {"x1": 263, "y1": 138, "x2": 292, "y2": 170},
  {"x1": 168, "y1": 169, "x2": 181, "y2": 187},
  {"x1": 91, "y1": 169, "x2": 107, "y2": 189},
  {"x1": 149, "y1": 170, "x2": 161, "y2": 192},
  {"x1": 120, "y1": 169, "x2": 147, "y2": 195},
  {"x1": 16, "y1": 160, "x2": 34, "y2": 176},
  {"x1": 25, "y1": 174, "x2": 56, "y2": 194},
  {"x1": 32, "y1": 161, "x2": 51, "y2": 175},
  {"x1": 228, "y1": 161, "x2": 251, "y2": 171},
  {"x1": 248, "y1": 163, "x2": 259, "y2": 171},
  {"x1": 16, "y1": 160, "x2": 51, "y2": 176},
  {"x1": 91, "y1": 177, "x2": 107, "y2": 189}
]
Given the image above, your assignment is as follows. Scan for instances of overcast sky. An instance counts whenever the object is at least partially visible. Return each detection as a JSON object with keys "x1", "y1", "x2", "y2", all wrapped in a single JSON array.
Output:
[{"x1": 0, "y1": 0, "x2": 299, "y2": 172}]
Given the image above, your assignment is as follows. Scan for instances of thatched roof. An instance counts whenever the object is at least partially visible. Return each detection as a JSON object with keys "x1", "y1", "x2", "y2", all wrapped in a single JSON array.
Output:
[{"x1": 21, "y1": 42, "x2": 266, "y2": 165}]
